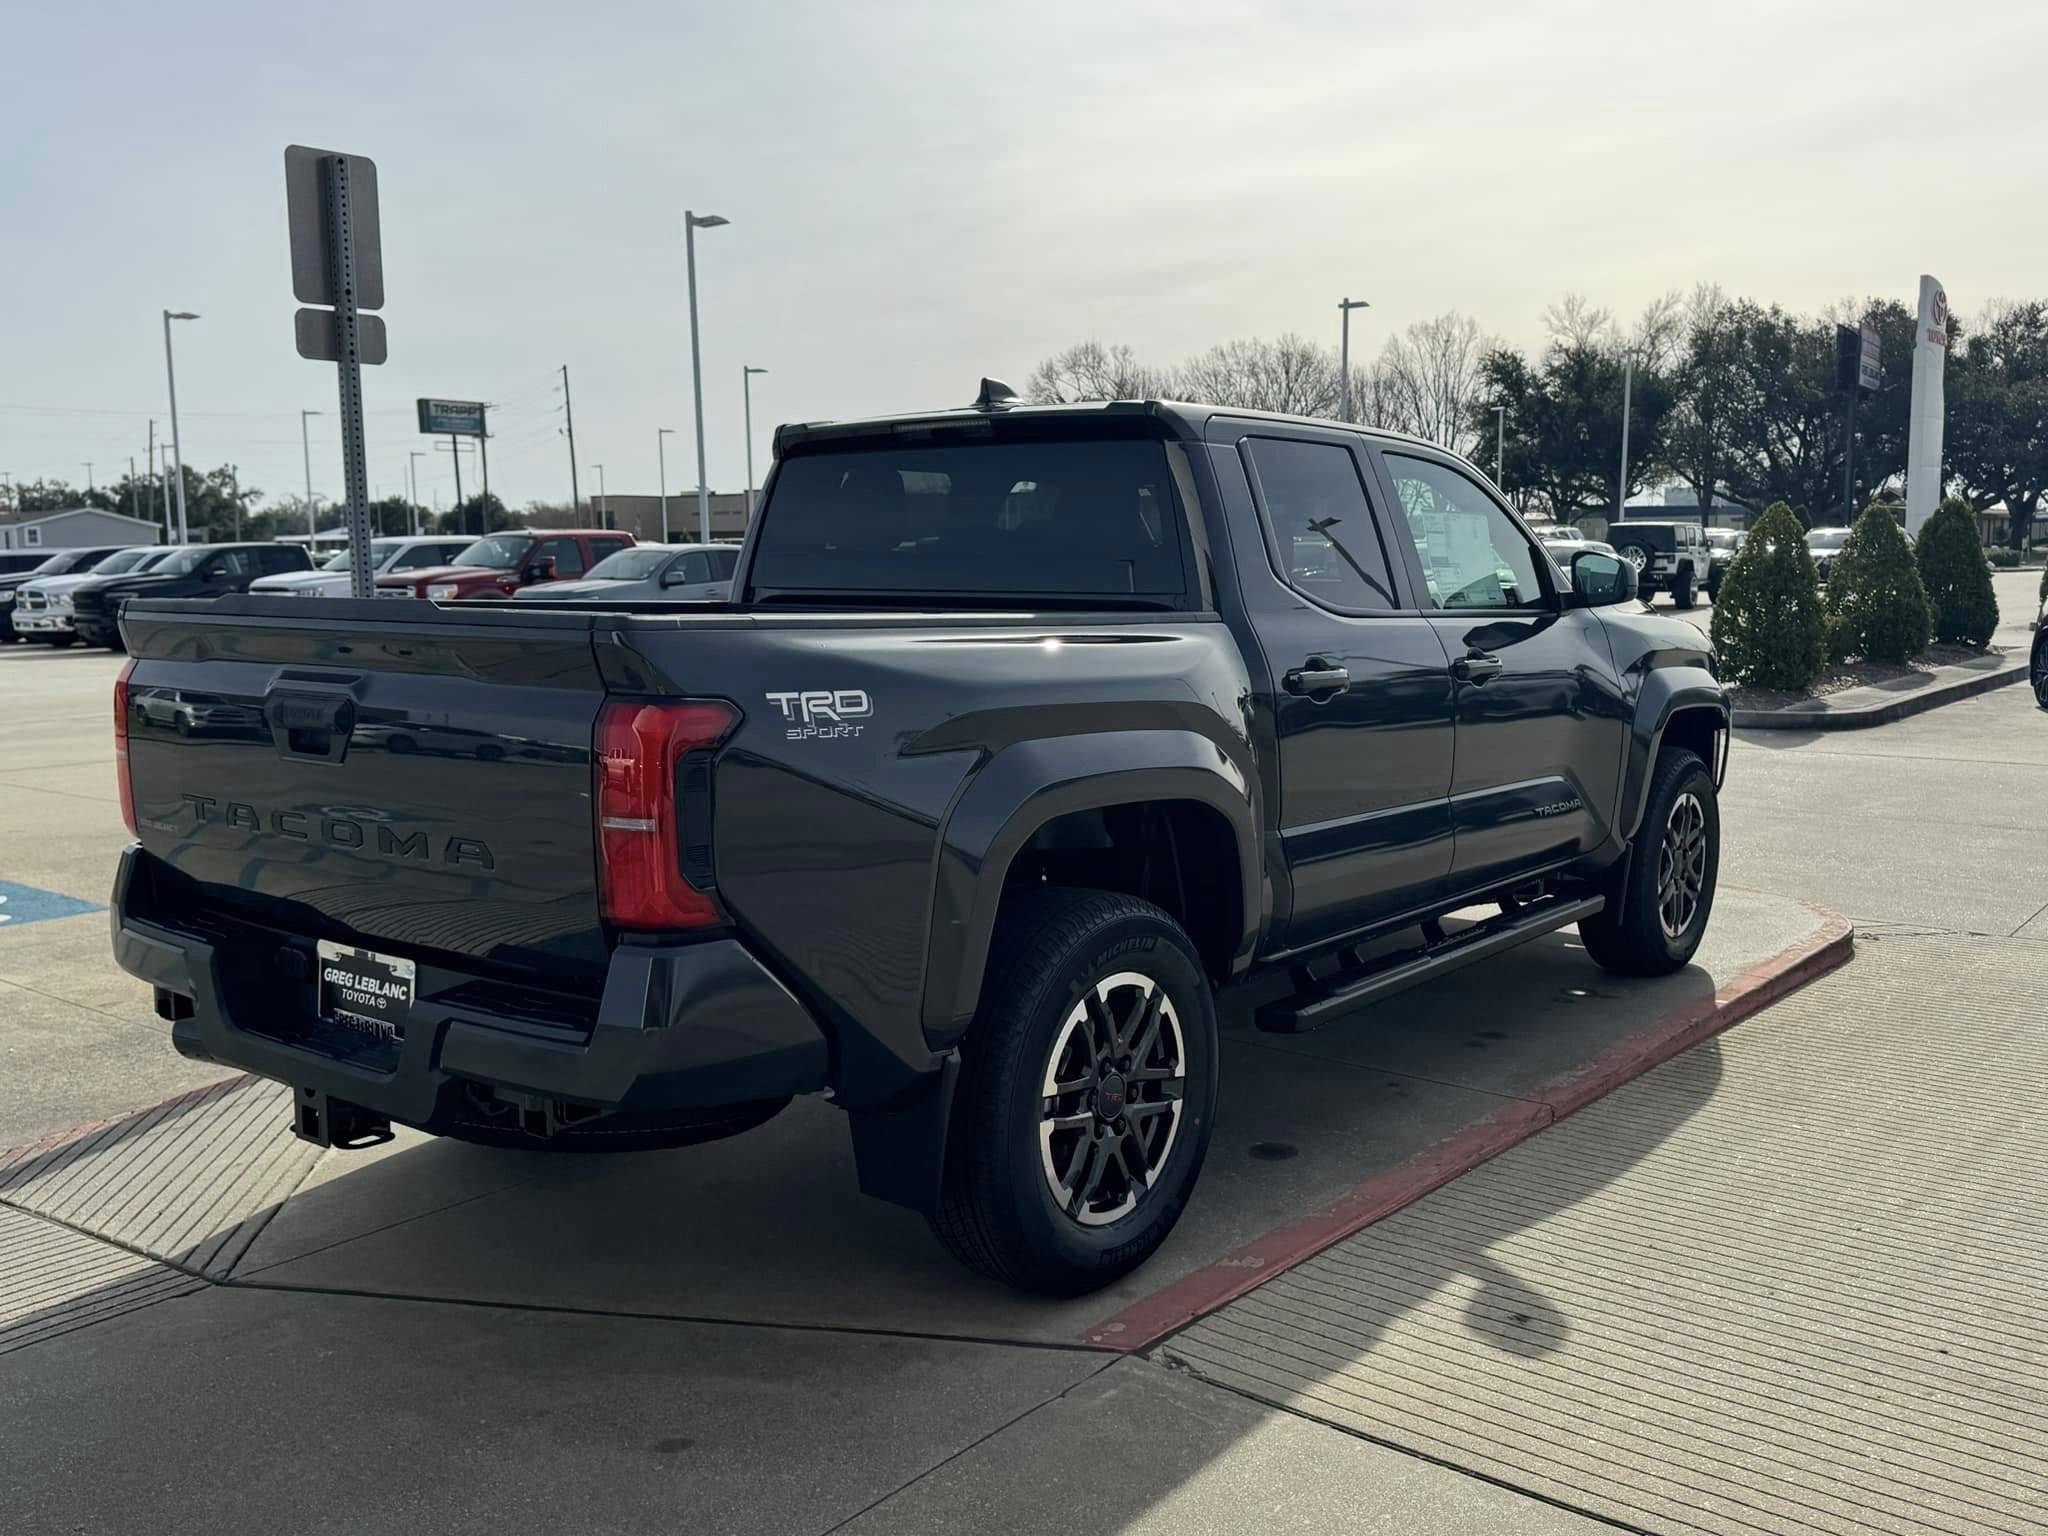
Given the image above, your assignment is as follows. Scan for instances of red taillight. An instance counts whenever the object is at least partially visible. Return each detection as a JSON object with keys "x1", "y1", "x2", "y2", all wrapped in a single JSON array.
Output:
[
  {"x1": 114, "y1": 658, "x2": 138, "y2": 836},
  {"x1": 594, "y1": 699, "x2": 738, "y2": 930}
]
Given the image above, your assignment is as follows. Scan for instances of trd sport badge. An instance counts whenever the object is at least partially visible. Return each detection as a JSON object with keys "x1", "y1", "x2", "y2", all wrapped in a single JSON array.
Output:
[{"x1": 765, "y1": 689, "x2": 872, "y2": 741}]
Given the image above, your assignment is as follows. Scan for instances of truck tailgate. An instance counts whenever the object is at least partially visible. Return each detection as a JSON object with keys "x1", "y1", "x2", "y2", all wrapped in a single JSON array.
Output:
[{"x1": 122, "y1": 598, "x2": 611, "y2": 980}]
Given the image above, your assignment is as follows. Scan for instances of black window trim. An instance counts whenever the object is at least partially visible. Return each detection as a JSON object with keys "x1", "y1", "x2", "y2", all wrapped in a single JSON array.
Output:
[
  {"x1": 1365, "y1": 442, "x2": 1563, "y2": 615},
  {"x1": 1234, "y1": 428, "x2": 1419, "y2": 619}
]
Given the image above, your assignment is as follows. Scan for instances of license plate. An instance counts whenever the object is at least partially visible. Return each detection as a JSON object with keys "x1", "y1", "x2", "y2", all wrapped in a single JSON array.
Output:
[{"x1": 316, "y1": 940, "x2": 414, "y2": 1052}]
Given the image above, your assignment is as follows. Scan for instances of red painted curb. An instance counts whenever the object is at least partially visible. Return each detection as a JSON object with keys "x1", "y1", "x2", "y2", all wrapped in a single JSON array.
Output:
[{"x1": 1079, "y1": 910, "x2": 1855, "y2": 1351}]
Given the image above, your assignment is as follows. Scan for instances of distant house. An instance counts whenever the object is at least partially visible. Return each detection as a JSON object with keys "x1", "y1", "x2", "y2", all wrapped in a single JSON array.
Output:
[{"x1": 0, "y1": 506, "x2": 163, "y2": 552}]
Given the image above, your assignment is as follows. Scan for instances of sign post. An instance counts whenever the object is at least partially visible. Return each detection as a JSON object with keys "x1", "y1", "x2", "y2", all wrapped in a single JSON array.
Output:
[{"x1": 286, "y1": 146, "x2": 387, "y2": 597}]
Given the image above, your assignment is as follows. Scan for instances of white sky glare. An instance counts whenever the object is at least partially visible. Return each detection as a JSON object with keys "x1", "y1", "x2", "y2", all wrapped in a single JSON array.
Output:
[{"x1": 4, "y1": 0, "x2": 2044, "y2": 512}]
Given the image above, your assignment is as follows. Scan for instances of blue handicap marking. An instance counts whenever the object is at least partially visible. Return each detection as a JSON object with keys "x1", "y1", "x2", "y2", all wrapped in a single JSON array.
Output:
[{"x1": 0, "y1": 881, "x2": 105, "y2": 929}]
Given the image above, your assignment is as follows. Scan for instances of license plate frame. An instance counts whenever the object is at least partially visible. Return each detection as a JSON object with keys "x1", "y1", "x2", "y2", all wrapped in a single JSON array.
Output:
[{"x1": 315, "y1": 939, "x2": 415, "y2": 1055}]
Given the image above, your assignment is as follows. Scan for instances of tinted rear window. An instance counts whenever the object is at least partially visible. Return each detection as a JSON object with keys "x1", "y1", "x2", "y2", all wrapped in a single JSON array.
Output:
[{"x1": 751, "y1": 438, "x2": 1188, "y2": 598}]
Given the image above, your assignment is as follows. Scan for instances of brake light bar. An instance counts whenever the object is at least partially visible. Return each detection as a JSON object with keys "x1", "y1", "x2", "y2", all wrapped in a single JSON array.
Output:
[
  {"x1": 114, "y1": 658, "x2": 138, "y2": 836},
  {"x1": 594, "y1": 699, "x2": 738, "y2": 931}
]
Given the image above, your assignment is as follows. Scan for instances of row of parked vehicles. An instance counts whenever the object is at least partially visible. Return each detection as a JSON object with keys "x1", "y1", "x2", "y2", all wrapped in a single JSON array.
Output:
[
  {"x1": 1535, "y1": 521, "x2": 1745, "y2": 606},
  {"x1": 0, "y1": 531, "x2": 740, "y2": 649}
]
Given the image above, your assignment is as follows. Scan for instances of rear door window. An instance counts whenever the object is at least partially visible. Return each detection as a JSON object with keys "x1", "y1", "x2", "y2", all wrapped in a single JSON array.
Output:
[
  {"x1": 708, "y1": 549, "x2": 739, "y2": 579},
  {"x1": 750, "y1": 436, "x2": 1189, "y2": 601},
  {"x1": 1240, "y1": 437, "x2": 1399, "y2": 612},
  {"x1": 589, "y1": 537, "x2": 630, "y2": 564},
  {"x1": 537, "y1": 538, "x2": 584, "y2": 577}
]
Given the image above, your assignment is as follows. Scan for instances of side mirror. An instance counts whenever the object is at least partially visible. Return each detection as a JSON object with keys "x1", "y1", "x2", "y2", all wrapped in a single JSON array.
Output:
[
  {"x1": 1570, "y1": 550, "x2": 1637, "y2": 608},
  {"x1": 524, "y1": 556, "x2": 558, "y2": 582},
  {"x1": 659, "y1": 566, "x2": 690, "y2": 588}
]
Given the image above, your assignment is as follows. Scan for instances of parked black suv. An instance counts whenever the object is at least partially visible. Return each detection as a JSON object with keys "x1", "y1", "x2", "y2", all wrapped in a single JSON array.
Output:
[
  {"x1": 0, "y1": 545, "x2": 132, "y2": 643},
  {"x1": 1608, "y1": 520, "x2": 1708, "y2": 606},
  {"x1": 111, "y1": 394, "x2": 1728, "y2": 1294},
  {"x1": 73, "y1": 542, "x2": 312, "y2": 649}
]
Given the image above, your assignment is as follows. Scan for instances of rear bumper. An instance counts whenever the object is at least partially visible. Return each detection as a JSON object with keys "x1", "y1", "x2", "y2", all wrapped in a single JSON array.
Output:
[{"x1": 109, "y1": 846, "x2": 830, "y2": 1138}]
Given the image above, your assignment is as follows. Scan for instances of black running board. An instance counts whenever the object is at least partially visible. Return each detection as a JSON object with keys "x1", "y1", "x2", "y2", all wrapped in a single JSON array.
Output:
[{"x1": 1255, "y1": 894, "x2": 1606, "y2": 1035}]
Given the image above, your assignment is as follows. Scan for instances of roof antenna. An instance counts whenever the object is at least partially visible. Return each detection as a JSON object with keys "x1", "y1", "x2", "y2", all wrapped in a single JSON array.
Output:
[{"x1": 974, "y1": 378, "x2": 1020, "y2": 411}]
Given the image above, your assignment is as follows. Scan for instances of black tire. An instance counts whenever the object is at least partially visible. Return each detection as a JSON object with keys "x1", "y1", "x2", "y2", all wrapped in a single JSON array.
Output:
[
  {"x1": 1579, "y1": 748, "x2": 1719, "y2": 977},
  {"x1": 2033, "y1": 636, "x2": 2048, "y2": 711},
  {"x1": 1672, "y1": 567, "x2": 1698, "y2": 609},
  {"x1": 931, "y1": 888, "x2": 1218, "y2": 1295}
]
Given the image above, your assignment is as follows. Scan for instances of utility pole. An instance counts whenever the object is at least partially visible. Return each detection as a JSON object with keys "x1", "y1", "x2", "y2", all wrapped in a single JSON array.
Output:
[
  {"x1": 478, "y1": 416, "x2": 490, "y2": 524},
  {"x1": 743, "y1": 365, "x2": 767, "y2": 523},
  {"x1": 82, "y1": 461, "x2": 95, "y2": 492},
  {"x1": 162, "y1": 310, "x2": 198, "y2": 543},
  {"x1": 146, "y1": 421, "x2": 157, "y2": 531},
  {"x1": 1493, "y1": 405, "x2": 1506, "y2": 491},
  {"x1": 657, "y1": 428, "x2": 675, "y2": 541},
  {"x1": 561, "y1": 364, "x2": 580, "y2": 513},
  {"x1": 408, "y1": 450, "x2": 424, "y2": 535},
  {"x1": 1615, "y1": 353, "x2": 1635, "y2": 522},
  {"x1": 1337, "y1": 297, "x2": 1370, "y2": 421},
  {"x1": 300, "y1": 408, "x2": 322, "y2": 538},
  {"x1": 685, "y1": 209, "x2": 730, "y2": 542},
  {"x1": 128, "y1": 458, "x2": 137, "y2": 519}
]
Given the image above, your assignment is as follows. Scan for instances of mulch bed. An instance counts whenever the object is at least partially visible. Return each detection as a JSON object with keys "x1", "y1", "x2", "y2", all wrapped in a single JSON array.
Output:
[{"x1": 1729, "y1": 643, "x2": 2002, "y2": 711}]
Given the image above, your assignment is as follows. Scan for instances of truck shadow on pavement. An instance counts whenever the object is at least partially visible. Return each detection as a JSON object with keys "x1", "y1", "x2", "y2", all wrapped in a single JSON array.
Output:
[{"x1": 1, "y1": 924, "x2": 1728, "y2": 1358}]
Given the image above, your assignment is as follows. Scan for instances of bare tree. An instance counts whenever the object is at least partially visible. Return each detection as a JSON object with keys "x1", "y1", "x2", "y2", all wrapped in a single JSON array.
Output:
[
  {"x1": 1543, "y1": 294, "x2": 1615, "y2": 355},
  {"x1": 1369, "y1": 312, "x2": 1492, "y2": 456},
  {"x1": 1025, "y1": 341, "x2": 1175, "y2": 403},
  {"x1": 1631, "y1": 290, "x2": 1690, "y2": 373},
  {"x1": 1178, "y1": 334, "x2": 1338, "y2": 416}
]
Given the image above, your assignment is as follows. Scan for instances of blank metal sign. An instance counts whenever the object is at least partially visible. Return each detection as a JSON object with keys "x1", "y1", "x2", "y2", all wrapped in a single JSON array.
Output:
[{"x1": 283, "y1": 145, "x2": 384, "y2": 311}]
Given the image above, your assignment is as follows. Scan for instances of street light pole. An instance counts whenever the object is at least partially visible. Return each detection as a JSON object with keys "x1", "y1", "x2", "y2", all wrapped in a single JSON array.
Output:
[
  {"x1": 408, "y1": 450, "x2": 425, "y2": 535},
  {"x1": 1615, "y1": 353, "x2": 1635, "y2": 522},
  {"x1": 657, "y1": 428, "x2": 675, "y2": 541},
  {"x1": 685, "y1": 210, "x2": 730, "y2": 543},
  {"x1": 1493, "y1": 405, "x2": 1506, "y2": 490},
  {"x1": 593, "y1": 463, "x2": 607, "y2": 529},
  {"x1": 300, "y1": 409, "x2": 322, "y2": 538},
  {"x1": 161, "y1": 310, "x2": 197, "y2": 543},
  {"x1": 743, "y1": 366, "x2": 767, "y2": 523},
  {"x1": 1337, "y1": 297, "x2": 1370, "y2": 421}
]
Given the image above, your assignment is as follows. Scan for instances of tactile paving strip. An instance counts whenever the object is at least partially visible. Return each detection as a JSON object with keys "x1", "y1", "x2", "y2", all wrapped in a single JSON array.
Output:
[
  {"x1": 0, "y1": 1075, "x2": 315, "y2": 1278},
  {"x1": 0, "y1": 1204, "x2": 201, "y2": 1356},
  {"x1": 1167, "y1": 934, "x2": 2048, "y2": 1536}
]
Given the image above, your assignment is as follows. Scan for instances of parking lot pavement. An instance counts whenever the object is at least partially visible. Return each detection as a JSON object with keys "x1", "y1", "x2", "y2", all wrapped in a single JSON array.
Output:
[{"x1": 1721, "y1": 683, "x2": 2048, "y2": 937}]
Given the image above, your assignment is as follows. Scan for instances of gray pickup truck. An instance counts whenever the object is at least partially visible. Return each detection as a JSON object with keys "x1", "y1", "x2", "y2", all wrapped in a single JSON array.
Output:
[{"x1": 110, "y1": 387, "x2": 1727, "y2": 1293}]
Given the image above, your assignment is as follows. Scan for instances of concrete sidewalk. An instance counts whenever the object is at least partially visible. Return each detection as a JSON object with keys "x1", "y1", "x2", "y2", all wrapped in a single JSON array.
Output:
[{"x1": 1169, "y1": 931, "x2": 2048, "y2": 1536}]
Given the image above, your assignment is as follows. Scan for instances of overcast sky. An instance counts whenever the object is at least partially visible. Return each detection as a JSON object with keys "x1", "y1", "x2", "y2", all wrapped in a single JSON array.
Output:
[{"x1": 4, "y1": 0, "x2": 2044, "y2": 516}]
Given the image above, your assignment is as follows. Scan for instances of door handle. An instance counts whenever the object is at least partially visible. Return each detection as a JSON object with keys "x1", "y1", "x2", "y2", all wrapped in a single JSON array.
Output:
[
  {"x1": 1452, "y1": 650, "x2": 1504, "y2": 683},
  {"x1": 1283, "y1": 659, "x2": 1351, "y2": 697}
]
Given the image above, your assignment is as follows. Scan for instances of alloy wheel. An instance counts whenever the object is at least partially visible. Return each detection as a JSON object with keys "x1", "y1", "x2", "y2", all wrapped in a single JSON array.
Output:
[
  {"x1": 1658, "y1": 791, "x2": 1708, "y2": 940},
  {"x1": 1039, "y1": 971, "x2": 1186, "y2": 1227}
]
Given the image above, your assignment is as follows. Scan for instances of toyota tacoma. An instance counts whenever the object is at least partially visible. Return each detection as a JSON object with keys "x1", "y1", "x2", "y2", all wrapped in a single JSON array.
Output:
[{"x1": 109, "y1": 388, "x2": 1728, "y2": 1294}]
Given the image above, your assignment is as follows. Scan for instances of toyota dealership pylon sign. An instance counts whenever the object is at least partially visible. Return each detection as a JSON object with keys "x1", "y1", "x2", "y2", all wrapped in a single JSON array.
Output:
[{"x1": 1904, "y1": 274, "x2": 1949, "y2": 537}]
